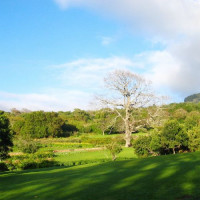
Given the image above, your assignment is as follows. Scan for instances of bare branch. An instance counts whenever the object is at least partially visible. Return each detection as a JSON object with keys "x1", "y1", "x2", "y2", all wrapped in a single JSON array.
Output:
[{"x1": 96, "y1": 69, "x2": 164, "y2": 147}]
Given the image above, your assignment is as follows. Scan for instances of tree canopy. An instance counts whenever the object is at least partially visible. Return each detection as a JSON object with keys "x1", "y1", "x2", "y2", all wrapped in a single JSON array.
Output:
[{"x1": 0, "y1": 111, "x2": 13, "y2": 160}]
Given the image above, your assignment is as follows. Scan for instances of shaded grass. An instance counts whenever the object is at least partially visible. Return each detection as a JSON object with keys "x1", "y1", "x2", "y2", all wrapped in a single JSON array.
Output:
[{"x1": 1, "y1": 151, "x2": 200, "y2": 200}]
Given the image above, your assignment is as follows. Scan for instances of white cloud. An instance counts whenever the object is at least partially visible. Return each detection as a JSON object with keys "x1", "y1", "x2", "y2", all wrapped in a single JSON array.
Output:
[
  {"x1": 2, "y1": 0, "x2": 200, "y2": 111},
  {"x1": 136, "y1": 39, "x2": 200, "y2": 98},
  {"x1": 0, "y1": 90, "x2": 91, "y2": 112},
  {"x1": 2, "y1": 48, "x2": 199, "y2": 112},
  {"x1": 51, "y1": 57, "x2": 137, "y2": 90},
  {"x1": 54, "y1": 0, "x2": 82, "y2": 9},
  {"x1": 53, "y1": 0, "x2": 200, "y2": 100},
  {"x1": 54, "y1": 0, "x2": 200, "y2": 38},
  {"x1": 0, "y1": 57, "x2": 139, "y2": 111},
  {"x1": 101, "y1": 36, "x2": 114, "y2": 46}
]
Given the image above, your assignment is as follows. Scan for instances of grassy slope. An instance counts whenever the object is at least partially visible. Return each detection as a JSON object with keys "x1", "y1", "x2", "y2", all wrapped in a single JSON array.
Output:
[{"x1": 1, "y1": 152, "x2": 200, "y2": 200}]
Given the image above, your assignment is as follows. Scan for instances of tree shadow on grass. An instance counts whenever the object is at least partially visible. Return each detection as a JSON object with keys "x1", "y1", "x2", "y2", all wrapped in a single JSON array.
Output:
[{"x1": 1, "y1": 152, "x2": 200, "y2": 200}]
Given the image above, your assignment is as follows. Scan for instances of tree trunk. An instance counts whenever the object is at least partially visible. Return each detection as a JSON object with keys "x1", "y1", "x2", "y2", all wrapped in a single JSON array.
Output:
[
  {"x1": 125, "y1": 131, "x2": 131, "y2": 147},
  {"x1": 173, "y1": 148, "x2": 176, "y2": 154},
  {"x1": 102, "y1": 130, "x2": 105, "y2": 136},
  {"x1": 112, "y1": 154, "x2": 116, "y2": 161},
  {"x1": 124, "y1": 95, "x2": 132, "y2": 147},
  {"x1": 124, "y1": 111, "x2": 132, "y2": 147}
]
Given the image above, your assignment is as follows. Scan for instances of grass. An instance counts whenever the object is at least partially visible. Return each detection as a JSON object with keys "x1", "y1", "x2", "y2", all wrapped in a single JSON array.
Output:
[
  {"x1": 1, "y1": 151, "x2": 200, "y2": 200},
  {"x1": 38, "y1": 143, "x2": 94, "y2": 152},
  {"x1": 12, "y1": 133, "x2": 148, "y2": 152},
  {"x1": 55, "y1": 148, "x2": 137, "y2": 165}
]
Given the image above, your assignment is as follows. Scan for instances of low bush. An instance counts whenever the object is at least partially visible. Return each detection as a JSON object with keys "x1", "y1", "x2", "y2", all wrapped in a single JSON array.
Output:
[
  {"x1": 37, "y1": 159, "x2": 57, "y2": 168},
  {"x1": 4, "y1": 151, "x2": 56, "y2": 171},
  {"x1": 106, "y1": 141, "x2": 122, "y2": 161},
  {"x1": 20, "y1": 160, "x2": 38, "y2": 170},
  {"x1": 133, "y1": 136, "x2": 152, "y2": 157},
  {"x1": 30, "y1": 151, "x2": 54, "y2": 159},
  {"x1": 6, "y1": 157, "x2": 57, "y2": 170},
  {"x1": 5, "y1": 159, "x2": 18, "y2": 171},
  {"x1": 81, "y1": 136, "x2": 124, "y2": 146},
  {"x1": 20, "y1": 158, "x2": 56, "y2": 170},
  {"x1": 15, "y1": 136, "x2": 41, "y2": 154},
  {"x1": 0, "y1": 162, "x2": 8, "y2": 171}
]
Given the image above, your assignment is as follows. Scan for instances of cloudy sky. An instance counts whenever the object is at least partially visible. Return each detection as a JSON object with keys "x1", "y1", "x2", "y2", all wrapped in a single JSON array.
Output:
[{"x1": 1, "y1": 0, "x2": 200, "y2": 111}]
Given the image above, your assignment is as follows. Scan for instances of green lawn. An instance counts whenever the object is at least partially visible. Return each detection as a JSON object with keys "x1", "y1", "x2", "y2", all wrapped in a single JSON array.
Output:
[
  {"x1": 55, "y1": 148, "x2": 137, "y2": 165},
  {"x1": 1, "y1": 151, "x2": 200, "y2": 200}
]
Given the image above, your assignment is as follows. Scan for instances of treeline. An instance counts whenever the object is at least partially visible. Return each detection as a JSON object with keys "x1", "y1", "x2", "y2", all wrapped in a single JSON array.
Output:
[
  {"x1": 134, "y1": 107, "x2": 200, "y2": 157},
  {"x1": 4, "y1": 102, "x2": 200, "y2": 139},
  {"x1": 7, "y1": 108, "x2": 122, "y2": 138}
]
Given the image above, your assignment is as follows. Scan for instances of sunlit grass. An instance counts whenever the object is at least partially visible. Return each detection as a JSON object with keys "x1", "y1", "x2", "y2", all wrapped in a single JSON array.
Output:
[{"x1": 55, "y1": 148, "x2": 137, "y2": 165}]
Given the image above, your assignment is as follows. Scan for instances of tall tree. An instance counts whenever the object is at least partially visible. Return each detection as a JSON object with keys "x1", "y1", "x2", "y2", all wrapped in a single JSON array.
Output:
[
  {"x1": 0, "y1": 111, "x2": 13, "y2": 160},
  {"x1": 98, "y1": 70, "x2": 157, "y2": 147}
]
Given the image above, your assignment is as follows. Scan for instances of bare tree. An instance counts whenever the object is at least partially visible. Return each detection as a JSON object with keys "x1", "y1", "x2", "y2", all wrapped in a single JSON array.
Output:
[{"x1": 97, "y1": 69, "x2": 158, "y2": 147}]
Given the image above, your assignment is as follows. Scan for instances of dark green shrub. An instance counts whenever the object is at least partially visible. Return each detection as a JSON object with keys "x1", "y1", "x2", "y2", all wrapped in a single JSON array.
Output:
[
  {"x1": 0, "y1": 111, "x2": 13, "y2": 160},
  {"x1": 37, "y1": 159, "x2": 56, "y2": 168},
  {"x1": 0, "y1": 162, "x2": 8, "y2": 171},
  {"x1": 161, "y1": 120, "x2": 188, "y2": 154},
  {"x1": 10, "y1": 158, "x2": 56, "y2": 170},
  {"x1": 21, "y1": 160, "x2": 38, "y2": 170},
  {"x1": 12, "y1": 111, "x2": 71, "y2": 138},
  {"x1": 133, "y1": 136, "x2": 152, "y2": 157},
  {"x1": 149, "y1": 132, "x2": 162, "y2": 155}
]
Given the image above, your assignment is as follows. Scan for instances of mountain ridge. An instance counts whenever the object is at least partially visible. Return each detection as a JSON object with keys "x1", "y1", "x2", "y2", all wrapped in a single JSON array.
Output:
[{"x1": 184, "y1": 93, "x2": 200, "y2": 103}]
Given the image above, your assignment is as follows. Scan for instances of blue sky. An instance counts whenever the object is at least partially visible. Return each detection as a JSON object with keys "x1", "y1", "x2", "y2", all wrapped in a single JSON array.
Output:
[{"x1": 1, "y1": 0, "x2": 200, "y2": 111}]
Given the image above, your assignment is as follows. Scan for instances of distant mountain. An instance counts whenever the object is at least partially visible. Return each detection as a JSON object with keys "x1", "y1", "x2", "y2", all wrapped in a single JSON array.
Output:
[{"x1": 184, "y1": 93, "x2": 200, "y2": 103}]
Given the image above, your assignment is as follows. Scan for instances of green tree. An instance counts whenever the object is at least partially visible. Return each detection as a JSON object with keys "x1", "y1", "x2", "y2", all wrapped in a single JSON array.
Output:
[
  {"x1": 149, "y1": 132, "x2": 162, "y2": 155},
  {"x1": 0, "y1": 111, "x2": 13, "y2": 160},
  {"x1": 173, "y1": 108, "x2": 188, "y2": 121},
  {"x1": 185, "y1": 111, "x2": 200, "y2": 130},
  {"x1": 187, "y1": 126, "x2": 200, "y2": 152},
  {"x1": 13, "y1": 111, "x2": 69, "y2": 138},
  {"x1": 161, "y1": 120, "x2": 188, "y2": 154},
  {"x1": 106, "y1": 139, "x2": 122, "y2": 161},
  {"x1": 15, "y1": 135, "x2": 40, "y2": 154},
  {"x1": 133, "y1": 136, "x2": 152, "y2": 157}
]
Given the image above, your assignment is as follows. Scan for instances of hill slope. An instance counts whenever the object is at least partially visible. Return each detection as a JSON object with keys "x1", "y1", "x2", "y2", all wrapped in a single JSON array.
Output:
[
  {"x1": 184, "y1": 93, "x2": 200, "y2": 103},
  {"x1": 1, "y1": 152, "x2": 200, "y2": 200}
]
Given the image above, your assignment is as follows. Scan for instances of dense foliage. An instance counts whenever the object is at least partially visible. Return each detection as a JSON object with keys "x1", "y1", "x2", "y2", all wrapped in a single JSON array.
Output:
[
  {"x1": 15, "y1": 135, "x2": 41, "y2": 153},
  {"x1": 11, "y1": 111, "x2": 75, "y2": 138},
  {"x1": 133, "y1": 118, "x2": 200, "y2": 157},
  {"x1": 3, "y1": 102, "x2": 200, "y2": 158},
  {"x1": 0, "y1": 111, "x2": 13, "y2": 160}
]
